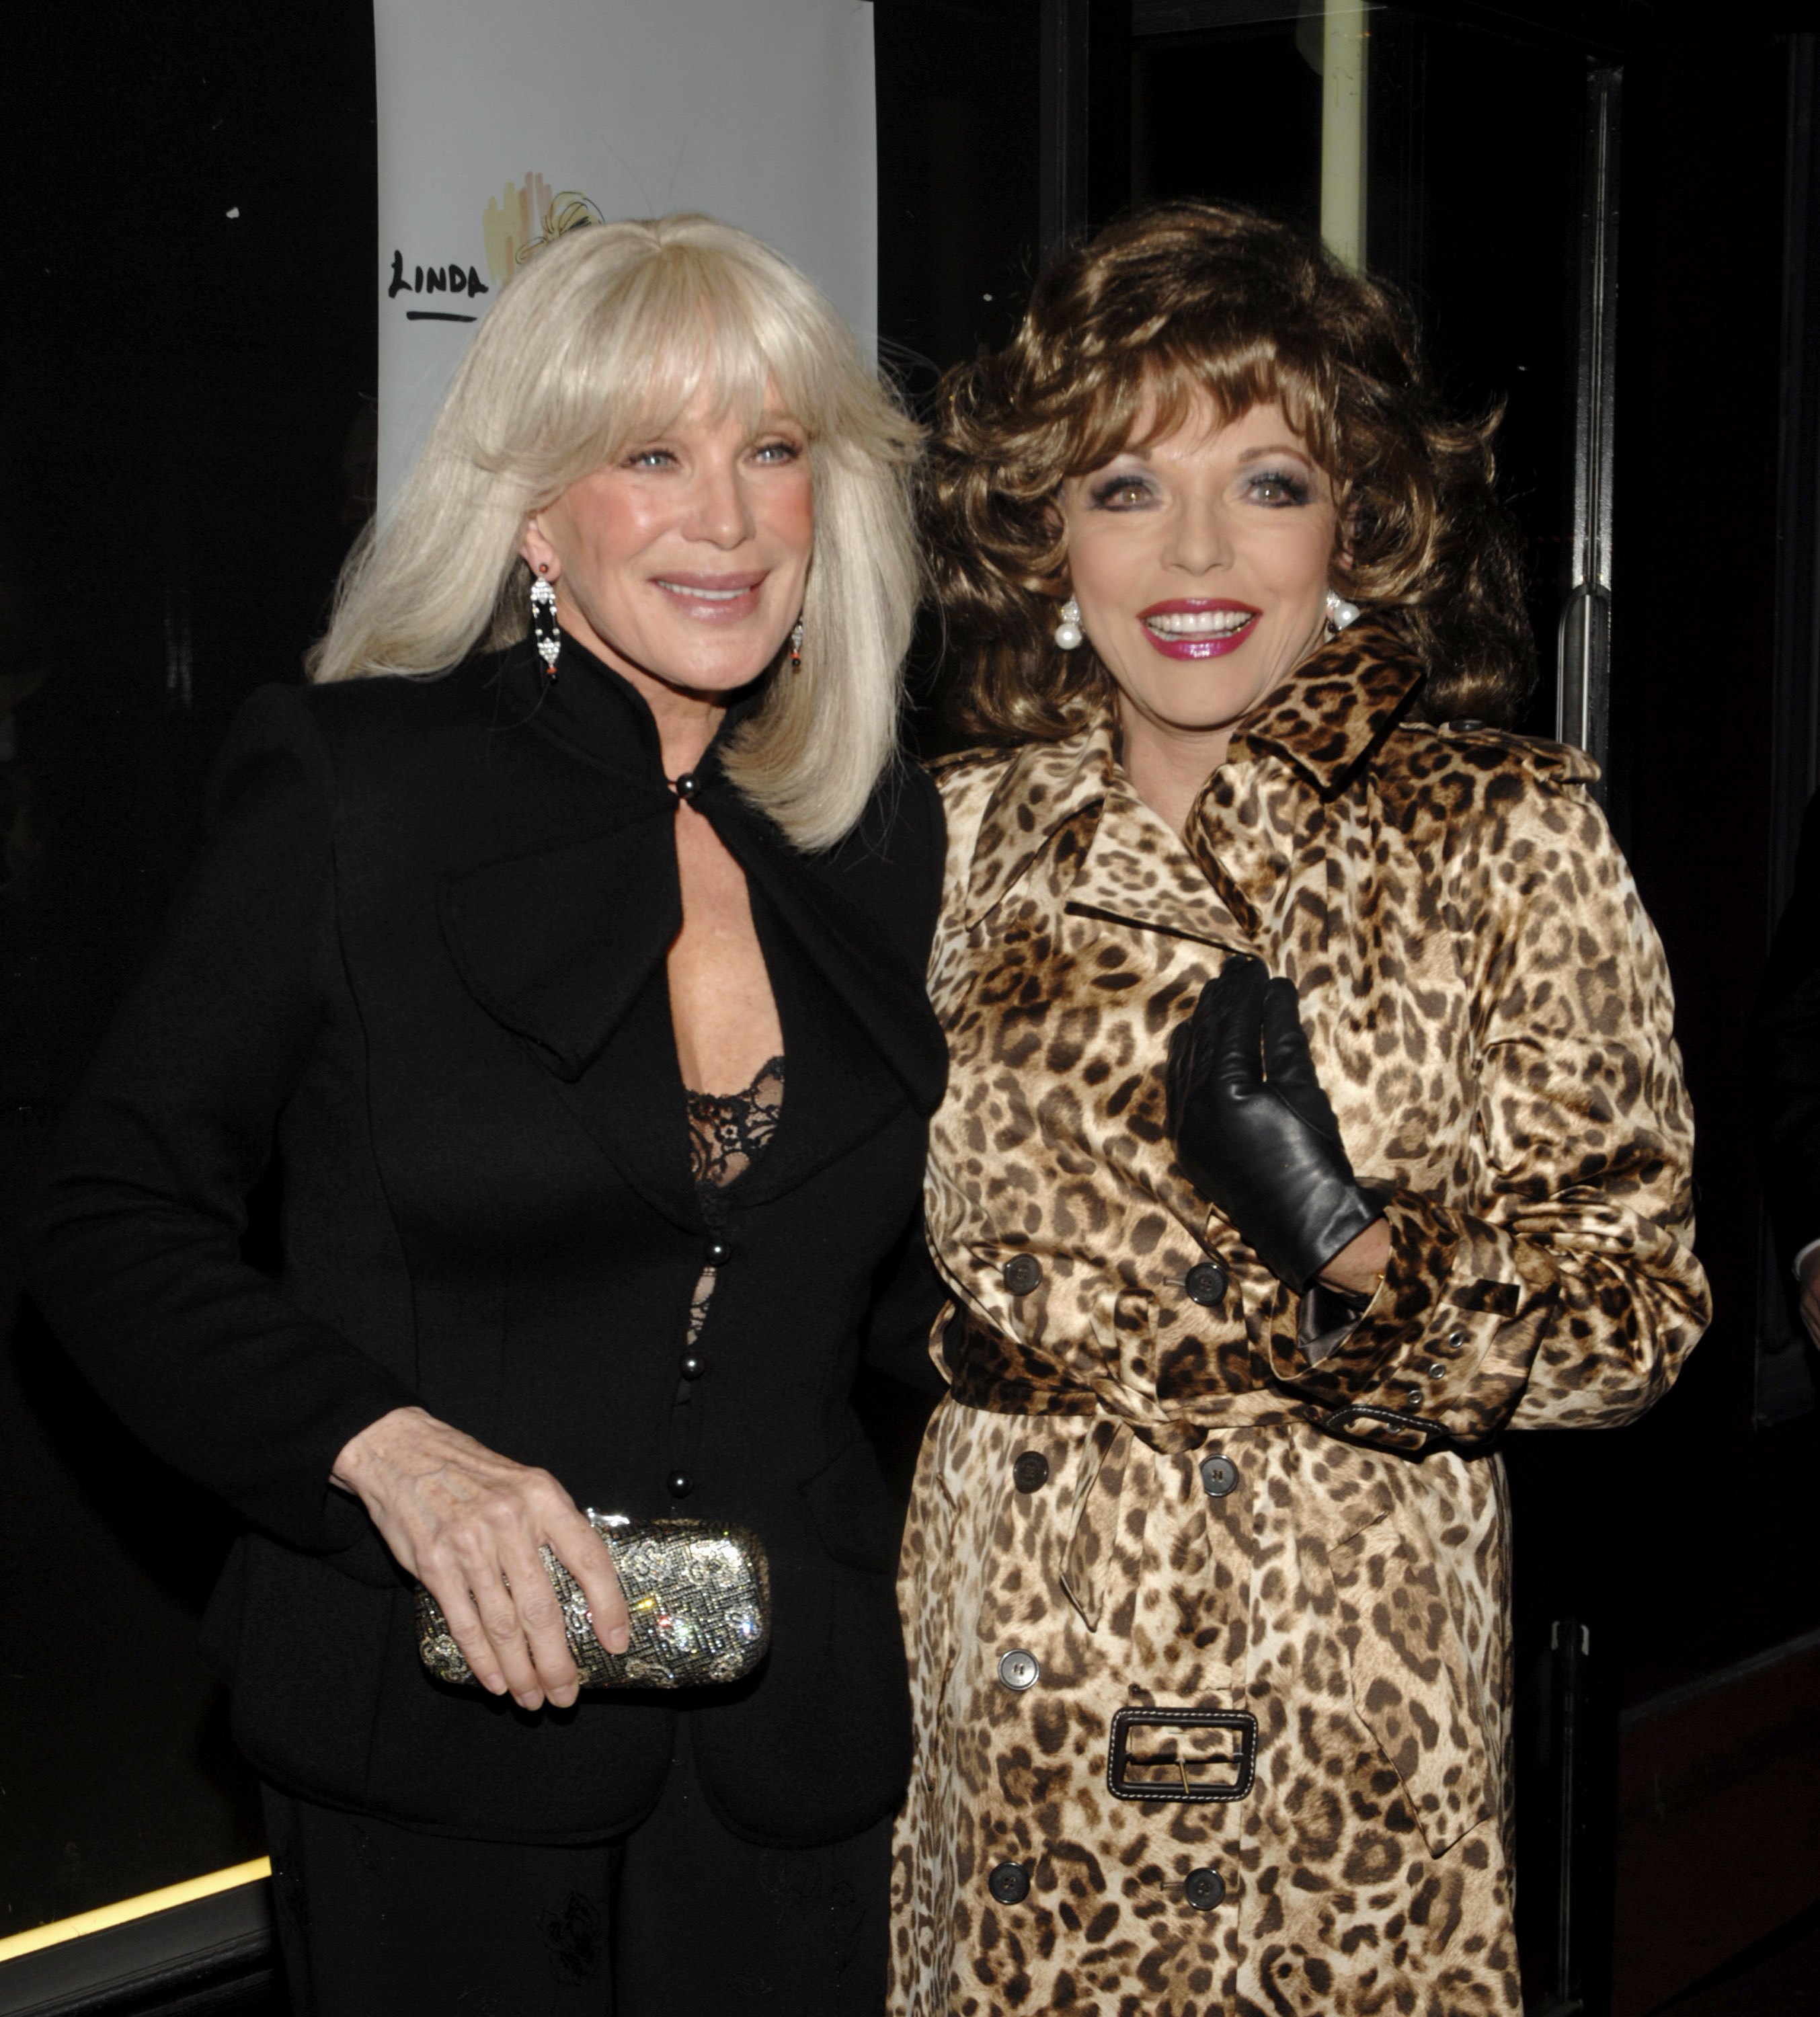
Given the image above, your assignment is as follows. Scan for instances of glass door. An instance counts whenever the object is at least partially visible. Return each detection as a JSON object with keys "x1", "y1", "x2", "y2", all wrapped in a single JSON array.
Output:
[{"x1": 1128, "y1": 1, "x2": 1622, "y2": 768}]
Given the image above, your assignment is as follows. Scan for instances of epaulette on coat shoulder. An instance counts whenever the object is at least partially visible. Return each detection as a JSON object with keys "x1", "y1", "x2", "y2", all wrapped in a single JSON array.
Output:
[
  {"x1": 924, "y1": 744, "x2": 1023, "y2": 895},
  {"x1": 925, "y1": 743, "x2": 1019, "y2": 782},
  {"x1": 1386, "y1": 715, "x2": 1602, "y2": 790},
  {"x1": 924, "y1": 744, "x2": 1023, "y2": 820}
]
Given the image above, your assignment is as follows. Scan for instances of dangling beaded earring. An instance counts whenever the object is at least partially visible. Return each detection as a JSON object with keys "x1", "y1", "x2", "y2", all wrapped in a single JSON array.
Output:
[
  {"x1": 530, "y1": 564, "x2": 561, "y2": 682},
  {"x1": 789, "y1": 619, "x2": 805, "y2": 674},
  {"x1": 1054, "y1": 598, "x2": 1083, "y2": 651},
  {"x1": 1324, "y1": 588, "x2": 1361, "y2": 633}
]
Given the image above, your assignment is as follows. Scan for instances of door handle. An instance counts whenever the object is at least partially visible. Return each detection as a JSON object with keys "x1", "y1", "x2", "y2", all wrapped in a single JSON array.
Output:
[{"x1": 1556, "y1": 582, "x2": 1612, "y2": 774}]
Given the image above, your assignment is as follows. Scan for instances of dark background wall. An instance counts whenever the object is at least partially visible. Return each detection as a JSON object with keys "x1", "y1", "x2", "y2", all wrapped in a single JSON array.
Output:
[
  {"x1": 2, "y1": 7, "x2": 1817, "y2": 2014},
  {"x1": 1614, "y1": 28, "x2": 1801, "y2": 1689},
  {"x1": 1, "y1": 0, "x2": 377, "y2": 1936}
]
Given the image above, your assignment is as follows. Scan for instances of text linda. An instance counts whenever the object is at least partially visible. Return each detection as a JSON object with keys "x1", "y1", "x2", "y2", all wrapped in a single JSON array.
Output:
[{"x1": 388, "y1": 250, "x2": 489, "y2": 323}]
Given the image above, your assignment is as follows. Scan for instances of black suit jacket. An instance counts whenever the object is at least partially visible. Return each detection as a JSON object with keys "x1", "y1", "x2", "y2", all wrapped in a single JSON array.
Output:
[
  {"x1": 1758, "y1": 790, "x2": 1820, "y2": 1270},
  {"x1": 24, "y1": 637, "x2": 947, "y2": 1846}
]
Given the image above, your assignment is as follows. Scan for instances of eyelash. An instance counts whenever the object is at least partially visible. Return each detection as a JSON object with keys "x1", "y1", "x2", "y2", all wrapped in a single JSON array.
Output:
[
  {"x1": 1246, "y1": 468, "x2": 1312, "y2": 506},
  {"x1": 1087, "y1": 473, "x2": 1154, "y2": 509},
  {"x1": 623, "y1": 439, "x2": 802, "y2": 470},
  {"x1": 1084, "y1": 467, "x2": 1313, "y2": 508}
]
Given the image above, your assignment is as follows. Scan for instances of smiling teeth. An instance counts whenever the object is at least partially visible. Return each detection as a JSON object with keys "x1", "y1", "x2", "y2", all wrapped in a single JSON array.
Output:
[
  {"x1": 660, "y1": 581, "x2": 748, "y2": 601},
  {"x1": 1145, "y1": 609, "x2": 1256, "y2": 637}
]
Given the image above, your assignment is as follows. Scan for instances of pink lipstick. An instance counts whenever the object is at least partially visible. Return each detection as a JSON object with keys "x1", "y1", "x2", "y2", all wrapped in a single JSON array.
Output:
[{"x1": 1137, "y1": 597, "x2": 1261, "y2": 660}]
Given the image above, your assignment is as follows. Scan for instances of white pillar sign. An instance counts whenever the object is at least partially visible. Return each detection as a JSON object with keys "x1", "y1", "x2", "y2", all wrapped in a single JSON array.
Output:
[{"x1": 374, "y1": 0, "x2": 878, "y2": 509}]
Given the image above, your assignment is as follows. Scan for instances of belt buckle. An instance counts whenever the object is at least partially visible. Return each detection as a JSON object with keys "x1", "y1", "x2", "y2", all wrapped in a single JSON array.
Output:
[{"x1": 1106, "y1": 1706, "x2": 1258, "y2": 1804}]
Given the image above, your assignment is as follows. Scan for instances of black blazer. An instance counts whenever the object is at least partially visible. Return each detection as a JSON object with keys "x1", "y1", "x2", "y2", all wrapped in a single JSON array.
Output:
[{"x1": 24, "y1": 637, "x2": 947, "y2": 1846}]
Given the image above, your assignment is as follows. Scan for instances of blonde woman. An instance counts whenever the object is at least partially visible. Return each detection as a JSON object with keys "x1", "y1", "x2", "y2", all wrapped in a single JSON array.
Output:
[{"x1": 28, "y1": 216, "x2": 944, "y2": 2016}]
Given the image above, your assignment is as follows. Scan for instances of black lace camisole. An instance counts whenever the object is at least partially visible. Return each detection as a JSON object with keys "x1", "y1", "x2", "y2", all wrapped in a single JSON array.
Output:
[{"x1": 682, "y1": 1057, "x2": 783, "y2": 1347}]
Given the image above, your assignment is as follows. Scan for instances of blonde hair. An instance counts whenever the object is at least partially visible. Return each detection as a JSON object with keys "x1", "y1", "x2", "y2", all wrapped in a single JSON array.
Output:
[{"x1": 309, "y1": 215, "x2": 922, "y2": 851}]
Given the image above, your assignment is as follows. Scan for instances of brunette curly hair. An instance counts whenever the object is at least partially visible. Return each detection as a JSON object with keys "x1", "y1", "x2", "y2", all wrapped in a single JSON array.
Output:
[{"x1": 928, "y1": 200, "x2": 1537, "y2": 740}]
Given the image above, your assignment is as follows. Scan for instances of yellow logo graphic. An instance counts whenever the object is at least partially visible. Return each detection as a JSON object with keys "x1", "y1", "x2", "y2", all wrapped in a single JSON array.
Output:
[{"x1": 482, "y1": 176, "x2": 605, "y2": 288}]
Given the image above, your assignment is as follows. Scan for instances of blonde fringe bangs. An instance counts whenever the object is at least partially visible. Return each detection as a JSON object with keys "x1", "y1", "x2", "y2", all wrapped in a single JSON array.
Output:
[{"x1": 309, "y1": 216, "x2": 922, "y2": 852}]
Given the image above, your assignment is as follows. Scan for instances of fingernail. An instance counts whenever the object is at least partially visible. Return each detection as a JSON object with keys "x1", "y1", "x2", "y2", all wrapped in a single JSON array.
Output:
[
  {"x1": 515, "y1": 1692, "x2": 543, "y2": 1711},
  {"x1": 607, "y1": 1626, "x2": 630, "y2": 1654},
  {"x1": 483, "y1": 1676, "x2": 508, "y2": 1696}
]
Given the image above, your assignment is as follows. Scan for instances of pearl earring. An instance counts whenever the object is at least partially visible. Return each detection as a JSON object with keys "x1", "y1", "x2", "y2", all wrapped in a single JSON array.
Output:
[
  {"x1": 1324, "y1": 588, "x2": 1361, "y2": 633},
  {"x1": 1054, "y1": 598, "x2": 1083, "y2": 651}
]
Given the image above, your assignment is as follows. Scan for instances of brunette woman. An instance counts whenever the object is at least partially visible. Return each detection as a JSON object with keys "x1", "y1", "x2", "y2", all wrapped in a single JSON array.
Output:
[{"x1": 889, "y1": 201, "x2": 1708, "y2": 2016}]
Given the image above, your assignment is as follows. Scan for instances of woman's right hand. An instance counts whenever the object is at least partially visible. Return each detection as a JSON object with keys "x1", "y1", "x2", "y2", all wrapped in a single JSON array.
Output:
[
  {"x1": 331, "y1": 1406, "x2": 629, "y2": 1711},
  {"x1": 1166, "y1": 954, "x2": 1384, "y2": 1294}
]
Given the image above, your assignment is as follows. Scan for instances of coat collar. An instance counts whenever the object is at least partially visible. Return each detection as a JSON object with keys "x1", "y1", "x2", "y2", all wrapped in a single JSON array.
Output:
[
  {"x1": 960, "y1": 621, "x2": 1425, "y2": 936},
  {"x1": 1225, "y1": 619, "x2": 1425, "y2": 795},
  {"x1": 961, "y1": 710, "x2": 1253, "y2": 947},
  {"x1": 961, "y1": 714, "x2": 1119, "y2": 926}
]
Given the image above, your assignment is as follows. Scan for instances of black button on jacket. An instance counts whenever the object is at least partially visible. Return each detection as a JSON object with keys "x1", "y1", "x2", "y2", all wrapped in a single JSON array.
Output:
[{"x1": 24, "y1": 639, "x2": 948, "y2": 1848}]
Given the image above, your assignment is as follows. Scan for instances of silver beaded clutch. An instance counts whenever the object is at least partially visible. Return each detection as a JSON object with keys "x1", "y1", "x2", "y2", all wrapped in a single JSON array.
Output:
[{"x1": 414, "y1": 1512, "x2": 771, "y2": 1690}]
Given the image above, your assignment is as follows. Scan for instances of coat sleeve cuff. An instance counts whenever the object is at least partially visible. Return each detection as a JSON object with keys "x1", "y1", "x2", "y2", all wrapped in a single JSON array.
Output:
[{"x1": 1265, "y1": 1189, "x2": 1539, "y2": 1451}]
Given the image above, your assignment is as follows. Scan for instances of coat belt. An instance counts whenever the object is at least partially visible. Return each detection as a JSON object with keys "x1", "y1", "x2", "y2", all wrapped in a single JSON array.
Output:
[{"x1": 945, "y1": 1312, "x2": 1305, "y2": 1633}]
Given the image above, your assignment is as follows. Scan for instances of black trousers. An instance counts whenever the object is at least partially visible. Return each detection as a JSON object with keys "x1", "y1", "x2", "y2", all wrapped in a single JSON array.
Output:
[{"x1": 261, "y1": 1723, "x2": 893, "y2": 2017}]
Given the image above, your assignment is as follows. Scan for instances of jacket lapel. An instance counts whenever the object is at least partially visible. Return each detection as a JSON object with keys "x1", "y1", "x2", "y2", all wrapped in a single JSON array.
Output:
[
  {"x1": 711, "y1": 783, "x2": 947, "y2": 1205},
  {"x1": 438, "y1": 805, "x2": 707, "y2": 1231},
  {"x1": 961, "y1": 716, "x2": 1255, "y2": 952},
  {"x1": 555, "y1": 967, "x2": 705, "y2": 1231},
  {"x1": 738, "y1": 900, "x2": 911, "y2": 1205},
  {"x1": 437, "y1": 807, "x2": 680, "y2": 1085},
  {"x1": 726, "y1": 794, "x2": 947, "y2": 1115},
  {"x1": 1062, "y1": 765, "x2": 1259, "y2": 952},
  {"x1": 437, "y1": 644, "x2": 943, "y2": 1224},
  {"x1": 961, "y1": 731, "x2": 1109, "y2": 927}
]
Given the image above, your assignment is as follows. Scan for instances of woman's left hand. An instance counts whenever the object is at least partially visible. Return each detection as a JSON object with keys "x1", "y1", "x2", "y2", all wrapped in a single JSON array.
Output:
[{"x1": 1166, "y1": 954, "x2": 1386, "y2": 1293}]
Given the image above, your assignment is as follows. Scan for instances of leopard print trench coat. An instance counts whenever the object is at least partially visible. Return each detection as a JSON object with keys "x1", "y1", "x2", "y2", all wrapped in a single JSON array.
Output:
[{"x1": 888, "y1": 627, "x2": 1709, "y2": 2017}]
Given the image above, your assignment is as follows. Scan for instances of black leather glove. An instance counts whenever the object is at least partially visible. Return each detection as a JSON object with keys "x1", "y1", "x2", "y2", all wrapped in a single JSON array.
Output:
[{"x1": 1166, "y1": 954, "x2": 1385, "y2": 1294}]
